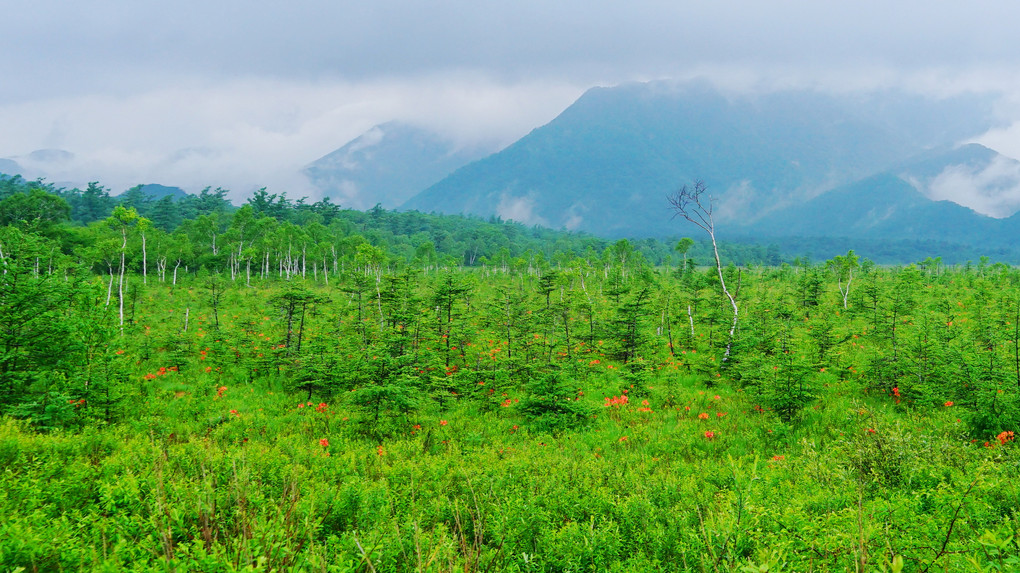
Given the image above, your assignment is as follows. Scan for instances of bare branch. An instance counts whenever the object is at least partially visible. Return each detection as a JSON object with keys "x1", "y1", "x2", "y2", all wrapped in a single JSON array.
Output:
[
  {"x1": 667, "y1": 180, "x2": 713, "y2": 233},
  {"x1": 667, "y1": 180, "x2": 740, "y2": 363}
]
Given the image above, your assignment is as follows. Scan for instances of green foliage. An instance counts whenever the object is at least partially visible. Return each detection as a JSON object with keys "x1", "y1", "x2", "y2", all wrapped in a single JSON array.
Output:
[
  {"x1": 3, "y1": 192, "x2": 1020, "y2": 569},
  {"x1": 519, "y1": 371, "x2": 593, "y2": 433}
]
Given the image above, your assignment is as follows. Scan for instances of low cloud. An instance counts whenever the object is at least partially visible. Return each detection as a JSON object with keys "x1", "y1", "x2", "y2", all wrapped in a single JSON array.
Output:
[
  {"x1": 497, "y1": 192, "x2": 549, "y2": 227},
  {"x1": 925, "y1": 154, "x2": 1020, "y2": 218},
  {"x1": 0, "y1": 74, "x2": 583, "y2": 202}
]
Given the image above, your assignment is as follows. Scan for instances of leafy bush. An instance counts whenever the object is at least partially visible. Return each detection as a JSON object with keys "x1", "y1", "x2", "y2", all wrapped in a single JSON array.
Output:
[{"x1": 519, "y1": 371, "x2": 593, "y2": 433}]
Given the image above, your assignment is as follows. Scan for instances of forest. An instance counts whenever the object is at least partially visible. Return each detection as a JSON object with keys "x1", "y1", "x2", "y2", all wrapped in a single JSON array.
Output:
[{"x1": 1, "y1": 175, "x2": 1019, "y2": 571}]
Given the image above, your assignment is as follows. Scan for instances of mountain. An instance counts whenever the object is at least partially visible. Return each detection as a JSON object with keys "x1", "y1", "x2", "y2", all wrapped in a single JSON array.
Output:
[
  {"x1": 128, "y1": 183, "x2": 190, "y2": 201},
  {"x1": 748, "y1": 172, "x2": 997, "y2": 244},
  {"x1": 304, "y1": 122, "x2": 497, "y2": 210},
  {"x1": 0, "y1": 158, "x2": 21, "y2": 176},
  {"x1": 402, "y1": 80, "x2": 1001, "y2": 238},
  {"x1": 896, "y1": 144, "x2": 1020, "y2": 218},
  {"x1": 739, "y1": 144, "x2": 1020, "y2": 250}
]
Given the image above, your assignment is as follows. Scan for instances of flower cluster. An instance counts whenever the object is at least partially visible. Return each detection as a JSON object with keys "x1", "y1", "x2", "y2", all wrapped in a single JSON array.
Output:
[
  {"x1": 604, "y1": 395, "x2": 629, "y2": 407},
  {"x1": 143, "y1": 366, "x2": 179, "y2": 380}
]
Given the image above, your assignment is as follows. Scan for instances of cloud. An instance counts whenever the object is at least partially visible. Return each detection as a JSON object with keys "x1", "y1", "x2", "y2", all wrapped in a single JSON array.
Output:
[
  {"x1": 0, "y1": 75, "x2": 583, "y2": 200},
  {"x1": 925, "y1": 155, "x2": 1020, "y2": 218},
  {"x1": 8, "y1": 2, "x2": 1020, "y2": 202},
  {"x1": 497, "y1": 193, "x2": 549, "y2": 227}
]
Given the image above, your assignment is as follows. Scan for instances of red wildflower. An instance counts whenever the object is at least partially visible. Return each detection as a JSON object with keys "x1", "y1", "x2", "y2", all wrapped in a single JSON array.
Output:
[
  {"x1": 997, "y1": 431, "x2": 1015, "y2": 445},
  {"x1": 698, "y1": 412, "x2": 709, "y2": 420},
  {"x1": 319, "y1": 438, "x2": 329, "y2": 448},
  {"x1": 440, "y1": 420, "x2": 448, "y2": 426},
  {"x1": 704, "y1": 431, "x2": 715, "y2": 439},
  {"x1": 604, "y1": 395, "x2": 629, "y2": 407},
  {"x1": 944, "y1": 401, "x2": 954, "y2": 407}
]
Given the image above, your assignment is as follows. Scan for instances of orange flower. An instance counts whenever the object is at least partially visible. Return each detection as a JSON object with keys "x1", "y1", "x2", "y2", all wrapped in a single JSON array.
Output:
[
  {"x1": 944, "y1": 401, "x2": 954, "y2": 407},
  {"x1": 440, "y1": 420, "x2": 448, "y2": 426},
  {"x1": 698, "y1": 412, "x2": 709, "y2": 420}
]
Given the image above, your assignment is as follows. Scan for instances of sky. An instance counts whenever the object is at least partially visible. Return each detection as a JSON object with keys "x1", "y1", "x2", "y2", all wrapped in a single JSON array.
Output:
[{"x1": 6, "y1": 1, "x2": 1020, "y2": 203}]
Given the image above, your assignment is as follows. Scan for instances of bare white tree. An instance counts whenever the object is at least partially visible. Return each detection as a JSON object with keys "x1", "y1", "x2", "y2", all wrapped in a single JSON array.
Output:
[{"x1": 667, "y1": 180, "x2": 739, "y2": 361}]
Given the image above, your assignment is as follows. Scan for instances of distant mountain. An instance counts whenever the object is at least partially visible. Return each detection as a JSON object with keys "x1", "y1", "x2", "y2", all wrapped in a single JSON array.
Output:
[
  {"x1": 26, "y1": 149, "x2": 74, "y2": 164},
  {"x1": 740, "y1": 144, "x2": 1020, "y2": 249},
  {"x1": 0, "y1": 158, "x2": 21, "y2": 176},
  {"x1": 130, "y1": 183, "x2": 190, "y2": 201},
  {"x1": 402, "y1": 80, "x2": 1001, "y2": 238},
  {"x1": 896, "y1": 144, "x2": 1020, "y2": 218},
  {"x1": 747, "y1": 172, "x2": 998, "y2": 244},
  {"x1": 304, "y1": 122, "x2": 497, "y2": 210}
]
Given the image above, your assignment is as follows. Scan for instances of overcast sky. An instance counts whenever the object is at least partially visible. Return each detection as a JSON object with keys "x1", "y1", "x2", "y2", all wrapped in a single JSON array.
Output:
[{"x1": 5, "y1": 1, "x2": 1020, "y2": 199}]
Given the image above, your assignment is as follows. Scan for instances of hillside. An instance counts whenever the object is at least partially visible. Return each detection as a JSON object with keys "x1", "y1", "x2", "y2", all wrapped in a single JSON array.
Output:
[
  {"x1": 304, "y1": 122, "x2": 497, "y2": 210},
  {"x1": 402, "y1": 80, "x2": 1001, "y2": 238}
]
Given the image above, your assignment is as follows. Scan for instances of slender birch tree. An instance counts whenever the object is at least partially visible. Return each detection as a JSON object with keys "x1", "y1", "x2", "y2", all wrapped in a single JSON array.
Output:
[{"x1": 668, "y1": 180, "x2": 740, "y2": 361}]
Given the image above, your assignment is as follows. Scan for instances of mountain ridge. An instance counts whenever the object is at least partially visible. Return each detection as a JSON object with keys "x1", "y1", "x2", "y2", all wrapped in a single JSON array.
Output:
[{"x1": 401, "y1": 80, "x2": 1004, "y2": 240}]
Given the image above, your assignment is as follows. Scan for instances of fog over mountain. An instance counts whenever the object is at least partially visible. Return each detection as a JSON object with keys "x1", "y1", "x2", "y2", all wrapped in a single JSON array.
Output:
[
  {"x1": 303, "y1": 122, "x2": 499, "y2": 210},
  {"x1": 401, "y1": 81, "x2": 1007, "y2": 243},
  {"x1": 6, "y1": 2, "x2": 1020, "y2": 199}
]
